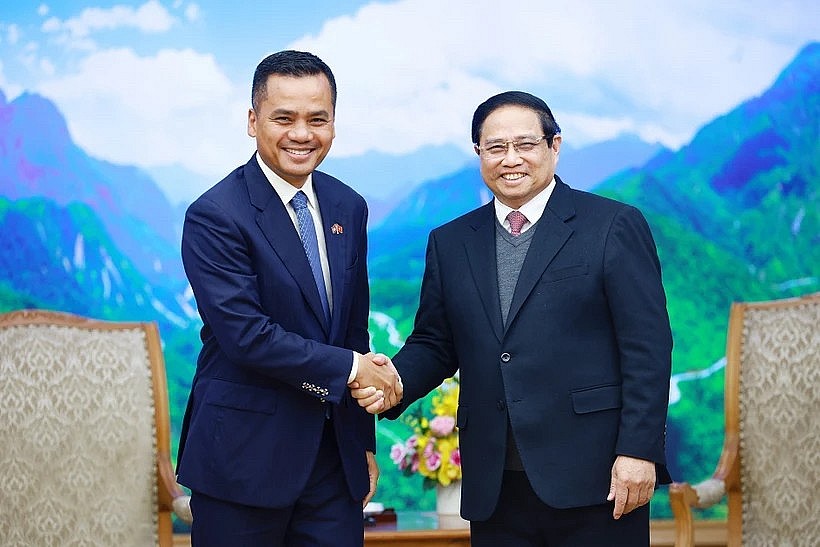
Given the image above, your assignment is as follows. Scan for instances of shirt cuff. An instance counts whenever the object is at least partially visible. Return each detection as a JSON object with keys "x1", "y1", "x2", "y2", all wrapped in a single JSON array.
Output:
[{"x1": 348, "y1": 351, "x2": 359, "y2": 384}]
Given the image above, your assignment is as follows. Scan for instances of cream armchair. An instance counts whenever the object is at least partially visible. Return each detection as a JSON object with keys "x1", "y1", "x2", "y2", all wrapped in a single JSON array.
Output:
[
  {"x1": 669, "y1": 293, "x2": 819, "y2": 546},
  {"x1": 0, "y1": 310, "x2": 192, "y2": 546}
]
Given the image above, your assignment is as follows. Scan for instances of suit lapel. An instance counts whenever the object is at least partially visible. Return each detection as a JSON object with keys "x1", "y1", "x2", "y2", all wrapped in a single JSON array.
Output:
[
  {"x1": 247, "y1": 157, "x2": 330, "y2": 333},
  {"x1": 505, "y1": 179, "x2": 576, "y2": 330},
  {"x1": 464, "y1": 203, "x2": 504, "y2": 342}
]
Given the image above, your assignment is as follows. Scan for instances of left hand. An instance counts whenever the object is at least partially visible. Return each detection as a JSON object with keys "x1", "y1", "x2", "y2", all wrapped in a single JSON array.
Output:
[
  {"x1": 364, "y1": 451, "x2": 379, "y2": 507},
  {"x1": 607, "y1": 455, "x2": 656, "y2": 519}
]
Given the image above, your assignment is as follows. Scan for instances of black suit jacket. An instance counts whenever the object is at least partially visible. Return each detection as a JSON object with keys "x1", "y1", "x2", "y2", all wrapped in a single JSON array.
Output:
[
  {"x1": 387, "y1": 177, "x2": 673, "y2": 520},
  {"x1": 176, "y1": 155, "x2": 374, "y2": 508}
]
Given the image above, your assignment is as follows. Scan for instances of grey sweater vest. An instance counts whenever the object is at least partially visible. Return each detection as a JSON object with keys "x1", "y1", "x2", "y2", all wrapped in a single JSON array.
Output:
[{"x1": 496, "y1": 219, "x2": 536, "y2": 470}]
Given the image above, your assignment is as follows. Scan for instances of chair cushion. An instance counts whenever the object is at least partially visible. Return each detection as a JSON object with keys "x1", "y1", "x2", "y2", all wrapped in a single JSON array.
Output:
[
  {"x1": 0, "y1": 322, "x2": 158, "y2": 546},
  {"x1": 738, "y1": 299, "x2": 819, "y2": 544}
]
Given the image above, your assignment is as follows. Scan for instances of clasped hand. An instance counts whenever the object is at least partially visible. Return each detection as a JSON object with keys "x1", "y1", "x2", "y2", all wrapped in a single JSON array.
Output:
[{"x1": 348, "y1": 353, "x2": 402, "y2": 414}]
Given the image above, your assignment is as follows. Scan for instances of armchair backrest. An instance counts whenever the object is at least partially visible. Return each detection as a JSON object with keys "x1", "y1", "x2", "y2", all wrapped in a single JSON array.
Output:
[
  {"x1": 0, "y1": 310, "x2": 177, "y2": 546},
  {"x1": 729, "y1": 293, "x2": 819, "y2": 544}
]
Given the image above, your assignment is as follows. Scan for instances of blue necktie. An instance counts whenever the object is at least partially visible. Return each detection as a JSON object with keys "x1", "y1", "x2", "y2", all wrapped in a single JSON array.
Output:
[{"x1": 291, "y1": 191, "x2": 330, "y2": 325}]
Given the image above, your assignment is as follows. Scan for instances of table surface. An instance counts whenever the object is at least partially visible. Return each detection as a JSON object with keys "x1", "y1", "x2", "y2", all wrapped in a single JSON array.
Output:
[
  {"x1": 364, "y1": 511, "x2": 471, "y2": 546},
  {"x1": 365, "y1": 510, "x2": 469, "y2": 532}
]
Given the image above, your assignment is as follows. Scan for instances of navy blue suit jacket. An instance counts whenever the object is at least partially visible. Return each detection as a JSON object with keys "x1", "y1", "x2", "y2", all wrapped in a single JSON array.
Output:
[
  {"x1": 177, "y1": 155, "x2": 374, "y2": 508},
  {"x1": 386, "y1": 177, "x2": 673, "y2": 520}
]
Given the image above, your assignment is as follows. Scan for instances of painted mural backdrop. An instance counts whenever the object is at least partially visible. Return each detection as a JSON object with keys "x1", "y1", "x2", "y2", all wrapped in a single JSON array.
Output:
[{"x1": 1, "y1": 1, "x2": 818, "y2": 527}]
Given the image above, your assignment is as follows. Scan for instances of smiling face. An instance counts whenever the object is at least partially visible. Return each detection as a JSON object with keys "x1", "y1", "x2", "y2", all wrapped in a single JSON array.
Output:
[
  {"x1": 247, "y1": 73, "x2": 335, "y2": 188},
  {"x1": 476, "y1": 104, "x2": 561, "y2": 209}
]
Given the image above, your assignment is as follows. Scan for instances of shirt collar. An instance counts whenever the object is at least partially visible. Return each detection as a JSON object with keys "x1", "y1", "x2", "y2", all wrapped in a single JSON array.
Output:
[
  {"x1": 255, "y1": 152, "x2": 317, "y2": 208},
  {"x1": 493, "y1": 177, "x2": 556, "y2": 229}
]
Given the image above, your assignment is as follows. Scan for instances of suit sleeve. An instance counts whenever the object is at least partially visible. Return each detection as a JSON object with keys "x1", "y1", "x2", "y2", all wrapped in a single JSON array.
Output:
[
  {"x1": 181, "y1": 195, "x2": 353, "y2": 404},
  {"x1": 603, "y1": 206, "x2": 673, "y2": 465},
  {"x1": 384, "y1": 231, "x2": 460, "y2": 420}
]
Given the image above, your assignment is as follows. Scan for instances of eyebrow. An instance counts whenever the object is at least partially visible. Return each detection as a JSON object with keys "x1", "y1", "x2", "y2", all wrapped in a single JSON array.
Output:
[
  {"x1": 270, "y1": 108, "x2": 332, "y2": 117},
  {"x1": 483, "y1": 134, "x2": 540, "y2": 143}
]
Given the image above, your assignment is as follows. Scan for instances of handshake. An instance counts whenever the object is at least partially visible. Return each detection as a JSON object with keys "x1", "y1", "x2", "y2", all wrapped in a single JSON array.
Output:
[{"x1": 348, "y1": 352, "x2": 403, "y2": 414}]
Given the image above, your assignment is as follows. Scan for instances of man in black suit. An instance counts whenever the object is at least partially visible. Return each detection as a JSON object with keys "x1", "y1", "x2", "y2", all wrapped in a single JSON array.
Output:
[
  {"x1": 177, "y1": 50, "x2": 401, "y2": 546},
  {"x1": 355, "y1": 91, "x2": 672, "y2": 546}
]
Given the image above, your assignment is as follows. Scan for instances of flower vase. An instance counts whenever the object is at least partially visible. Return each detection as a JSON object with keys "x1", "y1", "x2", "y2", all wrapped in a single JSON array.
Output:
[{"x1": 435, "y1": 480, "x2": 467, "y2": 528}]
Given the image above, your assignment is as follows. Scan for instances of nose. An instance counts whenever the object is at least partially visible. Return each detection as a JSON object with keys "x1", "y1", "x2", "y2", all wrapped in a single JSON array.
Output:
[
  {"x1": 288, "y1": 121, "x2": 312, "y2": 141},
  {"x1": 501, "y1": 144, "x2": 523, "y2": 165}
]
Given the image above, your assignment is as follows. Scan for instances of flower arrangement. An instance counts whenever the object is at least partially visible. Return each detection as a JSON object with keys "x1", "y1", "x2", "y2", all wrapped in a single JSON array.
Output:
[{"x1": 389, "y1": 376, "x2": 461, "y2": 488}]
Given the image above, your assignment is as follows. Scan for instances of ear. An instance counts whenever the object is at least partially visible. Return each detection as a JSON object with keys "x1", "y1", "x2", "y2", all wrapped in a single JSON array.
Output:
[
  {"x1": 474, "y1": 144, "x2": 481, "y2": 156},
  {"x1": 247, "y1": 108, "x2": 257, "y2": 138},
  {"x1": 552, "y1": 134, "x2": 562, "y2": 154}
]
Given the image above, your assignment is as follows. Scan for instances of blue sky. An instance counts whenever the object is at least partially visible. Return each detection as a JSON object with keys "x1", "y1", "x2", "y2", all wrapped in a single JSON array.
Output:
[{"x1": 1, "y1": 0, "x2": 818, "y2": 184}]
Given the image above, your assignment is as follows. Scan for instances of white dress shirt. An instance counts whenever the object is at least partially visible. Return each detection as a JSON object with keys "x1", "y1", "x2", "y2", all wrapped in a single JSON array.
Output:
[{"x1": 493, "y1": 177, "x2": 557, "y2": 234}]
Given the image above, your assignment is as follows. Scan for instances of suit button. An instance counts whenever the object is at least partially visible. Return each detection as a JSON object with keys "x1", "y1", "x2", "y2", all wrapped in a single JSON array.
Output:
[
  {"x1": 500, "y1": 352, "x2": 511, "y2": 363},
  {"x1": 497, "y1": 400, "x2": 506, "y2": 410}
]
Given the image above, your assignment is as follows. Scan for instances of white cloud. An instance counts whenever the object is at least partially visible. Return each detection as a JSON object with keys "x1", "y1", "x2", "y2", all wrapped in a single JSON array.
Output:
[
  {"x1": 38, "y1": 4, "x2": 50, "y2": 16},
  {"x1": 6, "y1": 24, "x2": 21, "y2": 45},
  {"x1": 289, "y1": 0, "x2": 820, "y2": 154},
  {"x1": 560, "y1": 113, "x2": 686, "y2": 149},
  {"x1": 10, "y1": 0, "x2": 816, "y2": 186},
  {"x1": 0, "y1": 61, "x2": 24, "y2": 101},
  {"x1": 39, "y1": 57, "x2": 55, "y2": 76},
  {"x1": 41, "y1": 0, "x2": 176, "y2": 39},
  {"x1": 36, "y1": 47, "x2": 252, "y2": 177},
  {"x1": 184, "y1": 3, "x2": 201, "y2": 22}
]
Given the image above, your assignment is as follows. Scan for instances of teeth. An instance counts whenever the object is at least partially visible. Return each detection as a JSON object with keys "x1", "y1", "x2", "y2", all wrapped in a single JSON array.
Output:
[
  {"x1": 286, "y1": 149, "x2": 311, "y2": 156},
  {"x1": 502, "y1": 173, "x2": 525, "y2": 181}
]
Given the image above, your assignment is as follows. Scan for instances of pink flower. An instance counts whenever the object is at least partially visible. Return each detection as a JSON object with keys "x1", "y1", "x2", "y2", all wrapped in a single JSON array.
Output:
[
  {"x1": 390, "y1": 443, "x2": 407, "y2": 466},
  {"x1": 410, "y1": 453, "x2": 420, "y2": 473},
  {"x1": 429, "y1": 415, "x2": 455, "y2": 437},
  {"x1": 450, "y1": 448, "x2": 461, "y2": 467},
  {"x1": 425, "y1": 449, "x2": 442, "y2": 471},
  {"x1": 405, "y1": 435, "x2": 419, "y2": 449}
]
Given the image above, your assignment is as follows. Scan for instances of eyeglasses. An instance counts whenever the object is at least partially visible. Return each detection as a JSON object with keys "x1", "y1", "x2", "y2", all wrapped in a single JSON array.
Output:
[{"x1": 475, "y1": 135, "x2": 552, "y2": 159}]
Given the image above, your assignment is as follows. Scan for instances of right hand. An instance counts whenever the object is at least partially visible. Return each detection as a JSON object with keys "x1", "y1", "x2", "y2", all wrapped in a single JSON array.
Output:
[{"x1": 349, "y1": 353, "x2": 402, "y2": 414}]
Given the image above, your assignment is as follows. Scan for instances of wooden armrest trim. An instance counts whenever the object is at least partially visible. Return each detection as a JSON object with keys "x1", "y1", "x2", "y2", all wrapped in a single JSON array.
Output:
[
  {"x1": 157, "y1": 453, "x2": 186, "y2": 504},
  {"x1": 157, "y1": 453, "x2": 193, "y2": 524}
]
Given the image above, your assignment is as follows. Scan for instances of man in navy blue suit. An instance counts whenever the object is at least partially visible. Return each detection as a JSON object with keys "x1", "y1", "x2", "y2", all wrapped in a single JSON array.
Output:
[
  {"x1": 177, "y1": 50, "x2": 402, "y2": 546},
  {"x1": 355, "y1": 91, "x2": 673, "y2": 546}
]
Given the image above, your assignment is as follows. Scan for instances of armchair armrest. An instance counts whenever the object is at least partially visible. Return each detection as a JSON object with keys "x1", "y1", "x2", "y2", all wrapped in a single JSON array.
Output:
[
  {"x1": 690, "y1": 478, "x2": 726, "y2": 508},
  {"x1": 158, "y1": 453, "x2": 193, "y2": 524},
  {"x1": 669, "y1": 430, "x2": 739, "y2": 547},
  {"x1": 171, "y1": 494, "x2": 193, "y2": 524}
]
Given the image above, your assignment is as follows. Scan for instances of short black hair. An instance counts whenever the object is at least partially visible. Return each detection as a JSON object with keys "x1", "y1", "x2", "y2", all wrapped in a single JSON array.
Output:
[
  {"x1": 251, "y1": 50, "x2": 337, "y2": 111},
  {"x1": 471, "y1": 91, "x2": 561, "y2": 145}
]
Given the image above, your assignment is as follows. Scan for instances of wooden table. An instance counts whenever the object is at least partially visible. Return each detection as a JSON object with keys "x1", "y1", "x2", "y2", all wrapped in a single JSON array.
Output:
[{"x1": 365, "y1": 511, "x2": 470, "y2": 547}]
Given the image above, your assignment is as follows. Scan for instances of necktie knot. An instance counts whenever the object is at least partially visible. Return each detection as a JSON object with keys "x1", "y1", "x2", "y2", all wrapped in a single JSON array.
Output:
[
  {"x1": 292, "y1": 190, "x2": 309, "y2": 211},
  {"x1": 507, "y1": 210, "x2": 528, "y2": 236}
]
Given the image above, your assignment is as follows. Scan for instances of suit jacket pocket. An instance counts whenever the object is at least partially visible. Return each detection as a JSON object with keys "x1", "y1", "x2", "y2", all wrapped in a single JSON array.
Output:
[
  {"x1": 205, "y1": 378, "x2": 278, "y2": 415},
  {"x1": 571, "y1": 384, "x2": 621, "y2": 414},
  {"x1": 541, "y1": 263, "x2": 589, "y2": 283}
]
